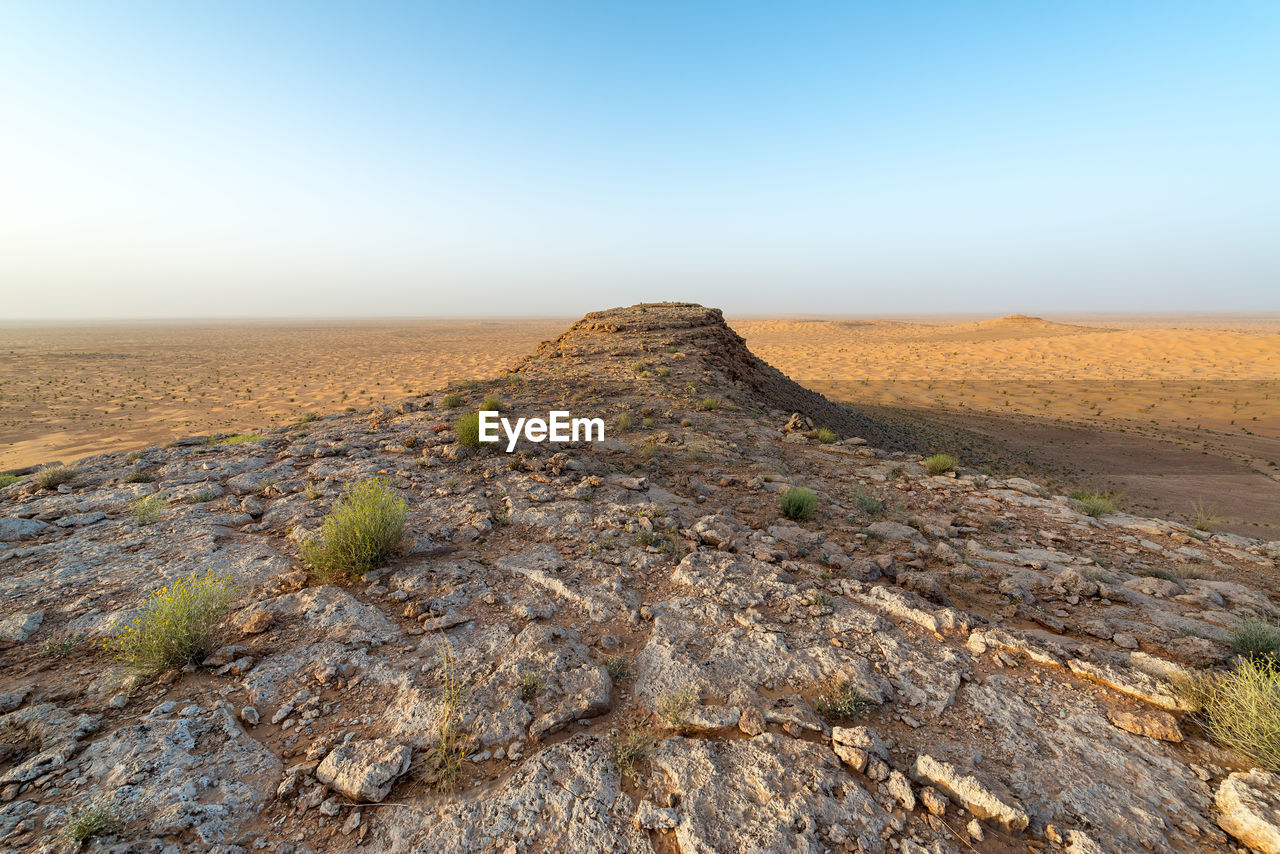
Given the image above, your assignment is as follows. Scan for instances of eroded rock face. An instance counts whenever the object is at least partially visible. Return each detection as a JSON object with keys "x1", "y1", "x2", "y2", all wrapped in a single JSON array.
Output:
[
  {"x1": 650, "y1": 733, "x2": 890, "y2": 853},
  {"x1": 1216, "y1": 770, "x2": 1280, "y2": 854},
  {"x1": 386, "y1": 735, "x2": 647, "y2": 853},
  {"x1": 78, "y1": 705, "x2": 280, "y2": 844},
  {"x1": 0, "y1": 303, "x2": 1277, "y2": 851}
]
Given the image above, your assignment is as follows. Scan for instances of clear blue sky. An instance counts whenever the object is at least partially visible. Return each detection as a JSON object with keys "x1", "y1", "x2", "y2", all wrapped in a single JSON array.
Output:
[{"x1": 1, "y1": 1, "x2": 1276, "y2": 318}]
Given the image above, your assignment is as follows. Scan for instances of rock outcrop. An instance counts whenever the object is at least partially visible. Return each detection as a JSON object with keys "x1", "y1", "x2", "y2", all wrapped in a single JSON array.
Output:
[{"x1": 0, "y1": 302, "x2": 1277, "y2": 852}]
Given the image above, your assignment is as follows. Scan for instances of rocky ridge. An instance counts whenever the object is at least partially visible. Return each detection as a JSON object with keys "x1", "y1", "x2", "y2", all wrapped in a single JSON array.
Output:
[{"x1": 0, "y1": 302, "x2": 1278, "y2": 853}]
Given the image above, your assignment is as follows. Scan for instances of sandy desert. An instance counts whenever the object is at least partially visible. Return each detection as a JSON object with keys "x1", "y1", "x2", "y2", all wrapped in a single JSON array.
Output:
[{"x1": 3, "y1": 313, "x2": 1277, "y2": 534}]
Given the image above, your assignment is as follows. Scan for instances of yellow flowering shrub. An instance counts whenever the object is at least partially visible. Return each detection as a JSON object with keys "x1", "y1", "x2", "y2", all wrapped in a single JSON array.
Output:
[
  {"x1": 301, "y1": 479, "x2": 408, "y2": 582},
  {"x1": 105, "y1": 571, "x2": 234, "y2": 676}
]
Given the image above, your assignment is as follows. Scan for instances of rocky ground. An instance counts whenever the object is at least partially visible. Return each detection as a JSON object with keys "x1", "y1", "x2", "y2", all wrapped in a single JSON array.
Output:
[{"x1": 2, "y1": 303, "x2": 1279, "y2": 854}]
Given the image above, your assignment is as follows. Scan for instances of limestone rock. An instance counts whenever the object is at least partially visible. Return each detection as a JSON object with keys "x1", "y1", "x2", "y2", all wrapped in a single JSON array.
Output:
[
  {"x1": 1106, "y1": 708, "x2": 1183, "y2": 742},
  {"x1": 913, "y1": 753, "x2": 1029, "y2": 832},
  {"x1": 316, "y1": 738, "x2": 412, "y2": 802},
  {"x1": 1216, "y1": 770, "x2": 1280, "y2": 854},
  {"x1": 0, "y1": 611, "x2": 42, "y2": 644}
]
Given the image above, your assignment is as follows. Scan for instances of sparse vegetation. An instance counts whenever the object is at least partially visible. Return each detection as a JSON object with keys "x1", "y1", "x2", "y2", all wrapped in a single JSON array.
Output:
[
  {"x1": 441, "y1": 392, "x2": 463, "y2": 408},
  {"x1": 1167, "y1": 563, "x2": 1214, "y2": 581},
  {"x1": 614, "y1": 412, "x2": 634, "y2": 432},
  {"x1": 301, "y1": 479, "x2": 408, "y2": 581},
  {"x1": 609, "y1": 726, "x2": 657, "y2": 780},
  {"x1": 849, "y1": 487, "x2": 883, "y2": 515},
  {"x1": 39, "y1": 633, "x2": 81, "y2": 659},
  {"x1": 0, "y1": 473, "x2": 20, "y2": 488},
  {"x1": 189, "y1": 488, "x2": 219, "y2": 503},
  {"x1": 480, "y1": 396, "x2": 504, "y2": 412},
  {"x1": 32, "y1": 464, "x2": 77, "y2": 489},
  {"x1": 424, "y1": 640, "x2": 468, "y2": 792},
  {"x1": 779, "y1": 487, "x2": 818, "y2": 522},
  {"x1": 59, "y1": 801, "x2": 122, "y2": 844},
  {"x1": 123, "y1": 470, "x2": 154, "y2": 484},
  {"x1": 602, "y1": 654, "x2": 630, "y2": 680},
  {"x1": 104, "y1": 571, "x2": 235, "y2": 676},
  {"x1": 812, "y1": 678, "x2": 875, "y2": 721},
  {"x1": 656, "y1": 685, "x2": 698, "y2": 730},
  {"x1": 1191, "y1": 500, "x2": 1225, "y2": 532},
  {"x1": 1231, "y1": 616, "x2": 1280, "y2": 662},
  {"x1": 1071, "y1": 490, "x2": 1118, "y2": 517},
  {"x1": 133, "y1": 494, "x2": 168, "y2": 525},
  {"x1": 216, "y1": 434, "x2": 265, "y2": 445},
  {"x1": 1186, "y1": 657, "x2": 1280, "y2": 771},
  {"x1": 454, "y1": 412, "x2": 484, "y2": 448},
  {"x1": 299, "y1": 411, "x2": 319, "y2": 423},
  {"x1": 519, "y1": 670, "x2": 546, "y2": 703},
  {"x1": 656, "y1": 366, "x2": 671, "y2": 377},
  {"x1": 806, "y1": 589, "x2": 834, "y2": 608},
  {"x1": 922, "y1": 453, "x2": 957, "y2": 475},
  {"x1": 698, "y1": 397, "x2": 721, "y2": 411},
  {"x1": 816, "y1": 427, "x2": 836, "y2": 444}
]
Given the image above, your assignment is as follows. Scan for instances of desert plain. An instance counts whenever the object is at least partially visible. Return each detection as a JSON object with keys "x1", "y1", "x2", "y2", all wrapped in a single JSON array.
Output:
[{"x1": 2, "y1": 312, "x2": 1277, "y2": 534}]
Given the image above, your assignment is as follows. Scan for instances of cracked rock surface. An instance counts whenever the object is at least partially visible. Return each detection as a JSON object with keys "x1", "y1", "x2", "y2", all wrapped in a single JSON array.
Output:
[{"x1": 1, "y1": 303, "x2": 1278, "y2": 852}]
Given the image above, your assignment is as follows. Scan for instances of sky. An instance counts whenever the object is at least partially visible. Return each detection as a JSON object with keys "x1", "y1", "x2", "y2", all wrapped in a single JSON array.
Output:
[{"x1": 1, "y1": 1, "x2": 1277, "y2": 318}]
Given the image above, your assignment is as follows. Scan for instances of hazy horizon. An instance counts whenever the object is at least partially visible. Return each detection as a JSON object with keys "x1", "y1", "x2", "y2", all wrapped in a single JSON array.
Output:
[{"x1": 3, "y1": 2, "x2": 1278, "y2": 318}]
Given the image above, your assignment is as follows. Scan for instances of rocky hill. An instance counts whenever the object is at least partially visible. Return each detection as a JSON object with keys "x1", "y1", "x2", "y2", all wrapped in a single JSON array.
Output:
[{"x1": 1, "y1": 302, "x2": 1279, "y2": 853}]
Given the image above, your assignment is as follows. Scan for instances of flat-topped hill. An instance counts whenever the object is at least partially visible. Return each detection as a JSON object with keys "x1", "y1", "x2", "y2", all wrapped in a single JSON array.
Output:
[{"x1": 515, "y1": 301, "x2": 921, "y2": 450}]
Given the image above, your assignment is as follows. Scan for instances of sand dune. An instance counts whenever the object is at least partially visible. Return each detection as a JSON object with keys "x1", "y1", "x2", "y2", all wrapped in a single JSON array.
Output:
[{"x1": 732, "y1": 317, "x2": 1280, "y2": 438}]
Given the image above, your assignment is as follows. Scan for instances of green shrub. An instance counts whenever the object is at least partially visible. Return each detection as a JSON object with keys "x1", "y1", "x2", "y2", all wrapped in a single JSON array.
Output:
[
  {"x1": 455, "y1": 412, "x2": 483, "y2": 448},
  {"x1": 816, "y1": 427, "x2": 836, "y2": 444},
  {"x1": 189, "y1": 489, "x2": 218, "y2": 503},
  {"x1": 813, "y1": 678, "x2": 874, "y2": 720},
  {"x1": 1071, "y1": 490, "x2": 1117, "y2": 517},
  {"x1": 609, "y1": 726, "x2": 656, "y2": 780},
  {"x1": 1232, "y1": 616, "x2": 1280, "y2": 661},
  {"x1": 698, "y1": 398, "x2": 721, "y2": 411},
  {"x1": 656, "y1": 366, "x2": 671, "y2": 377},
  {"x1": 1194, "y1": 658, "x2": 1280, "y2": 771},
  {"x1": 32, "y1": 465, "x2": 77, "y2": 489},
  {"x1": 38, "y1": 633, "x2": 80, "y2": 659},
  {"x1": 656, "y1": 685, "x2": 698, "y2": 730},
  {"x1": 0, "y1": 474, "x2": 20, "y2": 488},
  {"x1": 922, "y1": 453, "x2": 957, "y2": 475},
  {"x1": 133, "y1": 494, "x2": 168, "y2": 525},
  {"x1": 301, "y1": 479, "x2": 408, "y2": 581},
  {"x1": 480, "y1": 396, "x2": 504, "y2": 412},
  {"x1": 217, "y1": 434, "x2": 265, "y2": 445},
  {"x1": 299, "y1": 411, "x2": 319, "y2": 423},
  {"x1": 60, "y1": 802, "x2": 122, "y2": 844},
  {"x1": 441, "y1": 392, "x2": 463, "y2": 408},
  {"x1": 519, "y1": 670, "x2": 546, "y2": 703},
  {"x1": 105, "y1": 571, "x2": 234, "y2": 676},
  {"x1": 780, "y1": 487, "x2": 818, "y2": 521},
  {"x1": 849, "y1": 487, "x2": 883, "y2": 515},
  {"x1": 614, "y1": 412, "x2": 634, "y2": 432},
  {"x1": 602, "y1": 654, "x2": 630, "y2": 680},
  {"x1": 123, "y1": 470, "x2": 154, "y2": 484}
]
